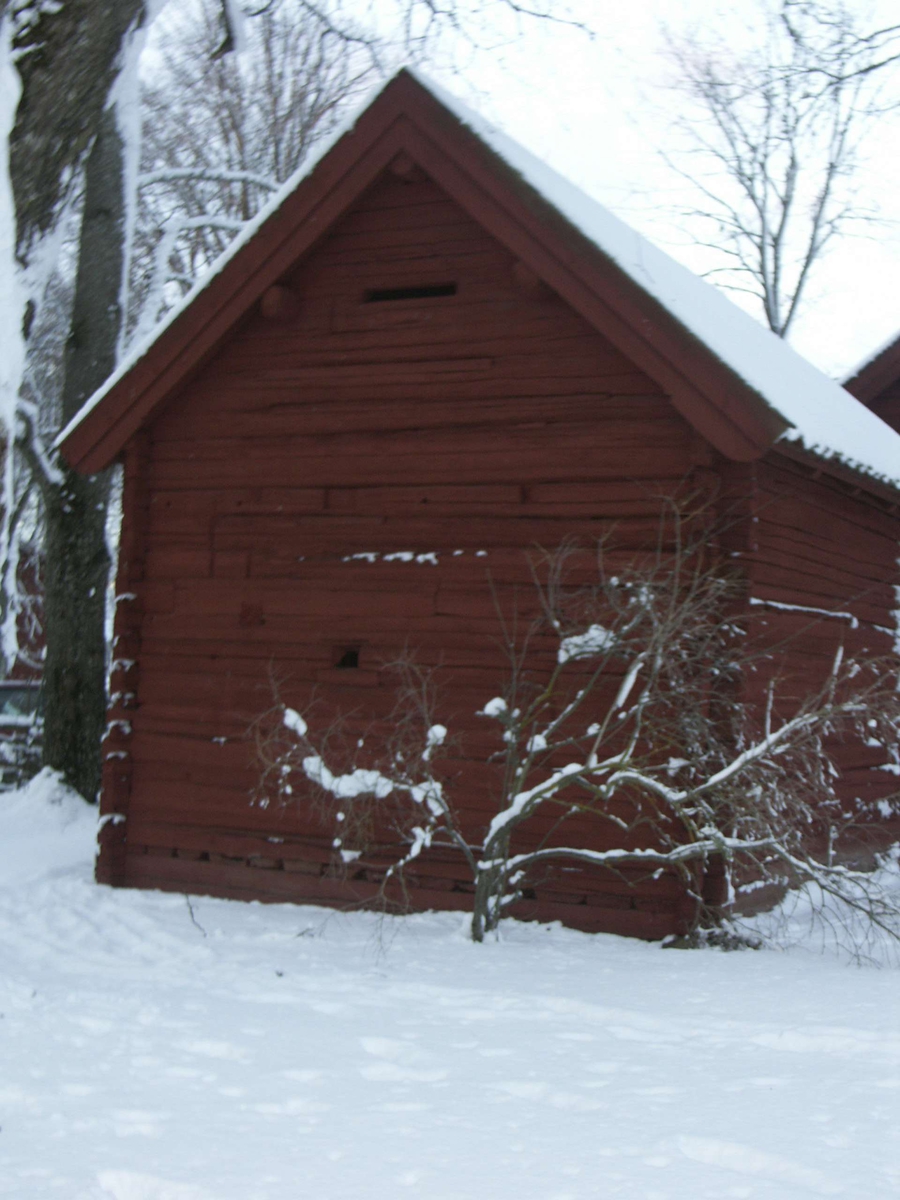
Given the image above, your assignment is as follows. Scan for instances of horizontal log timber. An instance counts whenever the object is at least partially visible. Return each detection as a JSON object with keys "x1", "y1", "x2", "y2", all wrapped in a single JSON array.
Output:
[
  {"x1": 122, "y1": 822, "x2": 684, "y2": 892},
  {"x1": 136, "y1": 654, "x2": 570, "y2": 696},
  {"x1": 135, "y1": 641, "x2": 528, "y2": 682},
  {"x1": 124, "y1": 816, "x2": 685, "y2": 894},
  {"x1": 749, "y1": 549, "x2": 895, "y2": 611},
  {"x1": 143, "y1": 479, "x2": 696, "y2": 534},
  {"x1": 312, "y1": 224, "x2": 503, "y2": 266},
  {"x1": 118, "y1": 853, "x2": 676, "y2": 938},
  {"x1": 316, "y1": 202, "x2": 491, "y2": 246},
  {"x1": 138, "y1": 608, "x2": 601, "y2": 643},
  {"x1": 758, "y1": 462, "x2": 900, "y2": 539},
  {"x1": 244, "y1": 544, "x2": 678, "y2": 580},
  {"x1": 742, "y1": 621, "x2": 892, "y2": 658},
  {"x1": 208, "y1": 515, "x2": 681, "y2": 557},
  {"x1": 123, "y1": 811, "x2": 656, "y2": 875},
  {"x1": 136, "y1": 622, "x2": 548, "y2": 657},
  {"x1": 148, "y1": 446, "x2": 692, "y2": 491},
  {"x1": 128, "y1": 734, "x2": 639, "y2": 799},
  {"x1": 758, "y1": 502, "x2": 898, "y2": 566},
  {"x1": 758, "y1": 529, "x2": 897, "y2": 588},
  {"x1": 200, "y1": 313, "x2": 645, "y2": 368},
  {"x1": 324, "y1": 190, "x2": 473, "y2": 232},
  {"x1": 126, "y1": 813, "x2": 664, "y2": 865},
  {"x1": 160, "y1": 373, "x2": 666, "y2": 413},
  {"x1": 757, "y1": 487, "x2": 899, "y2": 548},
  {"x1": 748, "y1": 577, "x2": 889, "y2": 628},
  {"x1": 166, "y1": 351, "x2": 663, "y2": 392},
  {"x1": 154, "y1": 392, "x2": 673, "y2": 442},
  {"x1": 151, "y1": 416, "x2": 686, "y2": 463}
]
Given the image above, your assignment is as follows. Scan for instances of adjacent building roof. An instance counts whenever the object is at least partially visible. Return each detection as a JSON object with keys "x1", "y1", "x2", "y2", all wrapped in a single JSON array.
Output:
[
  {"x1": 58, "y1": 69, "x2": 900, "y2": 499},
  {"x1": 844, "y1": 328, "x2": 900, "y2": 408}
]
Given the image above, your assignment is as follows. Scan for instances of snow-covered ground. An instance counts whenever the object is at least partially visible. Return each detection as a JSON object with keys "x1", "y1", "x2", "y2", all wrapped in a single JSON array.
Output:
[{"x1": 1, "y1": 773, "x2": 898, "y2": 1200}]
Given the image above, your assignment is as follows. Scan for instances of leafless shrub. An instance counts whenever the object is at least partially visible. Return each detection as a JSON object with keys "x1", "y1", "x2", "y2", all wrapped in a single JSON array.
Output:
[{"x1": 255, "y1": 503, "x2": 900, "y2": 947}]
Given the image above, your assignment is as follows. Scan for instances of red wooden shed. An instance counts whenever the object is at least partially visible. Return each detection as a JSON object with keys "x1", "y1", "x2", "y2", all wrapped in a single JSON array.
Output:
[{"x1": 59, "y1": 70, "x2": 900, "y2": 938}]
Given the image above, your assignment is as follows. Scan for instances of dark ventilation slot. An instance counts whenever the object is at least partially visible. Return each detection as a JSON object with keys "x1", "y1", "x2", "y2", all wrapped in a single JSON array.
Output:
[
  {"x1": 335, "y1": 647, "x2": 360, "y2": 669},
  {"x1": 364, "y1": 283, "x2": 457, "y2": 303}
]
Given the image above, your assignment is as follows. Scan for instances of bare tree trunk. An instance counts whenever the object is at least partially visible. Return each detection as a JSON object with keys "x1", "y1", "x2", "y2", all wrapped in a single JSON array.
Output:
[
  {"x1": 2, "y1": 0, "x2": 145, "y2": 800},
  {"x1": 42, "y1": 106, "x2": 125, "y2": 800},
  {"x1": 9, "y1": 0, "x2": 144, "y2": 265}
]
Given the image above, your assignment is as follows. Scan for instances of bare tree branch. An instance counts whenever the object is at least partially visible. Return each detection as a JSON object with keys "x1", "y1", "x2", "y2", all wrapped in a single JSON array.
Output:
[
  {"x1": 127, "y1": 0, "x2": 376, "y2": 339},
  {"x1": 139, "y1": 168, "x2": 279, "y2": 191},
  {"x1": 255, "y1": 503, "x2": 900, "y2": 948},
  {"x1": 662, "y1": 0, "x2": 896, "y2": 337}
]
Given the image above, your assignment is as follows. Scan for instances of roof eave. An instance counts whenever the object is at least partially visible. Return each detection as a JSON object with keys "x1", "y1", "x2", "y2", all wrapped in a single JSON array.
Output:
[
  {"x1": 843, "y1": 330, "x2": 900, "y2": 405},
  {"x1": 58, "y1": 75, "x2": 418, "y2": 473},
  {"x1": 773, "y1": 438, "x2": 900, "y2": 506}
]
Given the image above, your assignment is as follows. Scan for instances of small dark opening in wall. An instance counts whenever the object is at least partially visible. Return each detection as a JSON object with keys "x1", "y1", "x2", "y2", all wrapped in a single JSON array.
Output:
[
  {"x1": 364, "y1": 283, "x2": 457, "y2": 303},
  {"x1": 335, "y1": 647, "x2": 360, "y2": 669}
]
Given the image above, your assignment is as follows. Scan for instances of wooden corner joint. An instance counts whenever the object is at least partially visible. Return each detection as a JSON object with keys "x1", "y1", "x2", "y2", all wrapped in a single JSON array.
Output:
[
  {"x1": 260, "y1": 285, "x2": 301, "y2": 322},
  {"x1": 389, "y1": 151, "x2": 425, "y2": 183},
  {"x1": 511, "y1": 259, "x2": 552, "y2": 300}
]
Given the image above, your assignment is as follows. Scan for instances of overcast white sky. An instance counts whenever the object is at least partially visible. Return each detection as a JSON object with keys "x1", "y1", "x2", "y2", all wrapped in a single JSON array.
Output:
[
  {"x1": 146, "y1": 0, "x2": 900, "y2": 379},
  {"x1": 414, "y1": 0, "x2": 900, "y2": 379}
]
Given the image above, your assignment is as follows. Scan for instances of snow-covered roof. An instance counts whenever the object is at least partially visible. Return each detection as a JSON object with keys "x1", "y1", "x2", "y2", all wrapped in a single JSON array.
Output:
[
  {"x1": 843, "y1": 326, "x2": 900, "y2": 389},
  {"x1": 59, "y1": 69, "x2": 900, "y2": 495},
  {"x1": 842, "y1": 324, "x2": 900, "y2": 409},
  {"x1": 420, "y1": 75, "x2": 900, "y2": 493}
]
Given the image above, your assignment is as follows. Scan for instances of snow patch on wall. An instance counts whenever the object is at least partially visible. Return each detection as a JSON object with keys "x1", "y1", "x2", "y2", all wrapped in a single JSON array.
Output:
[{"x1": 339, "y1": 550, "x2": 468, "y2": 565}]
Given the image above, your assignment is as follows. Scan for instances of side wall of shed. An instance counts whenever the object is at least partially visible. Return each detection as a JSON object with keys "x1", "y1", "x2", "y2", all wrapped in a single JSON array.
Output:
[
  {"x1": 740, "y1": 454, "x2": 900, "y2": 872},
  {"x1": 862, "y1": 379, "x2": 900, "y2": 434}
]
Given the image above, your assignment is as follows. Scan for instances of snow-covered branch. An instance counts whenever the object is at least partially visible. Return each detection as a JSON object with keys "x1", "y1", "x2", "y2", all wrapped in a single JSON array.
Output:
[
  {"x1": 256, "y1": 514, "x2": 900, "y2": 947},
  {"x1": 15, "y1": 401, "x2": 64, "y2": 491},
  {"x1": 138, "y1": 167, "x2": 278, "y2": 192}
]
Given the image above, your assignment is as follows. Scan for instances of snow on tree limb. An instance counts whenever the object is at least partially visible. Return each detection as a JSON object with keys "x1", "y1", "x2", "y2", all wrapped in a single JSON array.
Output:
[
  {"x1": 255, "y1": 516, "x2": 900, "y2": 946},
  {"x1": 138, "y1": 167, "x2": 278, "y2": 191},
  {"x1": 0, "y1": 15, "x2": 26, "y2": 670}
]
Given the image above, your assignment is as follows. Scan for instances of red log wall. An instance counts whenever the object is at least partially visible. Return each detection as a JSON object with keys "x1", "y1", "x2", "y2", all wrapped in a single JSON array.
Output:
[
  {"x1": 97, "y1": 168, "x2": 900, "y2": 936},
  {"x1": 861, "y1": 379, "x2": 900, "y2": 434},
  {"x1": 748, "y1": 456, "x2": 900, "y2": 838}
]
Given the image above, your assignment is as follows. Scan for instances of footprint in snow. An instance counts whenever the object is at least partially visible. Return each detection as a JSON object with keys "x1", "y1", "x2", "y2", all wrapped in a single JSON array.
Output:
[
  {"x1": 281, "y1": 1068, "x2": 323, "y2": 1083},
  {"x1": 370, "y1": 1101, "x2": 431, "y2": 1113},
  {"x1": 176, "y1": 1039, "x2": 250, "y2": 1062},
  {"x1": 676, "y1": 1135, "x2": 844, "y2": 1195},
  {"x1": 752, "y1": 1029, "x2": 900, "y2": 1058},
  {"x1": 358, "y1": 1036, "x2": 448, "y2": 1083},
  {"x1": 490, "y1": 1081, "x2": 604, "y2": 1111},
  {"x1": 111, "y1": 1110, "x2": 166, "y2": 1138},
  {"x1": 96, "y1": 1170, "x2": 214, "y2": 1200},
  {"x1": 250, "y1": 1097, "x2": 330, "y2": 1115}
]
